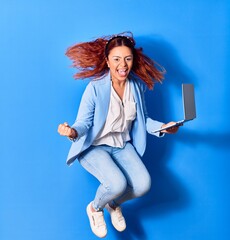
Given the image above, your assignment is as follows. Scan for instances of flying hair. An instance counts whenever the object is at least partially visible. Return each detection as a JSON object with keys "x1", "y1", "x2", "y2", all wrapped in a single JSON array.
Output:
[{"x1": 65, "y1": 31, "x2": 165, "y2": 89}]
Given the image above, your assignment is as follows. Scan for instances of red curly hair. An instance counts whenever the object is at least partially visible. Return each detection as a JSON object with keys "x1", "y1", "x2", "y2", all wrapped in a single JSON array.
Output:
[{"x1": 66, "y1": 32, "x2": 165, "y2": 89}]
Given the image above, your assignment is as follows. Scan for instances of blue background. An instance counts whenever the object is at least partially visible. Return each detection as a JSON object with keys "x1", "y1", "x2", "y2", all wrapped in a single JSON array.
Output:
[{"x1": 1, "y1": 0, "x2": 229, "y2": 239}]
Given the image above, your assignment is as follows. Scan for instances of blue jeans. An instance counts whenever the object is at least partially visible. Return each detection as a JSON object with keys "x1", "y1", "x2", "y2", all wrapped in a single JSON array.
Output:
[{"x1": 79, "y1": 142, "x2": 151, "y2": 211}]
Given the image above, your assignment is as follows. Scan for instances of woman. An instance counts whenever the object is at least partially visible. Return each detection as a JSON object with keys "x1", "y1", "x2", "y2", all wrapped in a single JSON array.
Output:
[{"x1": 58, "y1": 32, "x2": 180, "y2": 238}]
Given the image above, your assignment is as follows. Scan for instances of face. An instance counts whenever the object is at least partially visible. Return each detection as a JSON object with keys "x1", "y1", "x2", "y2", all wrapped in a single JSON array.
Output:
[{"x1": 106, "y1": 46, "x2": 133, "y2": 83}]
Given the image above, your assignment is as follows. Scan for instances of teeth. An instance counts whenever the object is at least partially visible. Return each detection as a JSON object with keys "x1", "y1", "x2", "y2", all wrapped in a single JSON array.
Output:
[{"x1": 118, "y1": 69, "x2": 127, "y2": 77}]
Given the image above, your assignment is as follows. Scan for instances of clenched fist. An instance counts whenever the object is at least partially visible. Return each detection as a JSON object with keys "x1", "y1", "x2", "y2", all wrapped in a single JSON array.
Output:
[{"x1": 58, "y1": 122, "x2": 78, "y2": 139}]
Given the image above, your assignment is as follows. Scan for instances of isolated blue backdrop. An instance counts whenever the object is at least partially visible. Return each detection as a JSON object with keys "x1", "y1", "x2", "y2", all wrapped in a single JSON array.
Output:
[{"x1": 1, "y1": 0, "x2": 229, "y2": 240}]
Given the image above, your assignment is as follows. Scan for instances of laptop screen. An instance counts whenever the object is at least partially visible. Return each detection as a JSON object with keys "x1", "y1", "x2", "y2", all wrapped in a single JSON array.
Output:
[{"x1": 182, "y1": 84, "x2": 196, "y2": 121}]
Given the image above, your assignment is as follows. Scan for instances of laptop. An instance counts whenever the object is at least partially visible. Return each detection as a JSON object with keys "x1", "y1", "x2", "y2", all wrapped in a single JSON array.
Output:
[{"x1": 152, "y1": 83, "x2": 196, "y2": 133}]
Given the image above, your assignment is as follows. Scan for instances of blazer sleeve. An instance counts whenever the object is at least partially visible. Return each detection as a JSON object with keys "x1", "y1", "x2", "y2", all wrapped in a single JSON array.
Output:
[
  {"x1": 71, "y1": 82, "x2": 96, "y2": 140},
  {"x1": 138, "y1": 81, "x2": 165, "y2": 137}
]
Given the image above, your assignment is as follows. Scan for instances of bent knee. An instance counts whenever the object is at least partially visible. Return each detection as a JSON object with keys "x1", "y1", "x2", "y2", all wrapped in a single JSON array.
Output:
[
  {"x1": 107, "y1": 178, "x2": 127, "y2": 197},
  {"x1": 133, "y1": 174, "x2": 151, "y2": 197}
]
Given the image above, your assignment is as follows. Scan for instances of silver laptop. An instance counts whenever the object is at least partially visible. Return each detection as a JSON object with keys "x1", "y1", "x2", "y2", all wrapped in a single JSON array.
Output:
[{"x1": 152, "y1": 83, "x2": 196, "y2": 133}]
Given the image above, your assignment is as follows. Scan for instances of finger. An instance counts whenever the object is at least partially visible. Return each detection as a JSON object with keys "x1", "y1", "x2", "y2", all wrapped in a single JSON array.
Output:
[
  {"x1": 66, "y1": 128, "x2": 72, "y2": 137},
  {"x1": 63, "y1": 126, "x2": 71, "y2": 135},
  {"x1": 58, "y1": 124, "x2": 70, "y2": 135},
  {"x1": 60, "y1": 124, "x2": 66, "y2": 132},
  {"x1": 58, "y1": 124, "x2": 65, "y2": 134},
  {"x1": 64, "y1": 126, "x2": 70, "y2": 133},
  {"x1": 168, "y1": 126, "x2": 179, "y2": 133}
]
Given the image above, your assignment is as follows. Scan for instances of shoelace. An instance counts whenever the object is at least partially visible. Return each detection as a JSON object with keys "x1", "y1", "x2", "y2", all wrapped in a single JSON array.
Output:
[
  {"x1": 115, "y1": 207, "x2": 124, "y2": 221},
  {"x1": 92, "y1": 212, "x2": 105, "y2": 228}
]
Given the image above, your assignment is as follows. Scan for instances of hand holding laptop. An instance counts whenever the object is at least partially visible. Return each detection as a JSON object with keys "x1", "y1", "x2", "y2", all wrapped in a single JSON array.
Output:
[
  {"x1": 152, "y1": 84, "x2": 196, "y2": 134},
  {"x1": 160, "y1": 121, "x2": 183, "y2": 134}
]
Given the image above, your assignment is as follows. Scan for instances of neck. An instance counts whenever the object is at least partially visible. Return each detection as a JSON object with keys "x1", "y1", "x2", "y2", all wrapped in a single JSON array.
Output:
[
  {"x1": 111, "y1": 78, "x2": 127, "y2": 101},
  {"x1": 111, "y1": 78, "x2": 127, "y2": 88}
]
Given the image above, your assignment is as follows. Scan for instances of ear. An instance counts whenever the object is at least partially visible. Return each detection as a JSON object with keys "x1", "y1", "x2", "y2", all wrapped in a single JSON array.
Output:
[{"x1": 106, "y1": 58, "x2": 110, "y2": 68}]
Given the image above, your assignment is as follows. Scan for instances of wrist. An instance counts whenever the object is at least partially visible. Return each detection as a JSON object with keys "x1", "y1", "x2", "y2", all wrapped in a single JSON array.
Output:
[
  {"x1": 69, "y1": 128, "x2": 78, "y2": 139},
  {"x1": 68, "y1": 128, "x2": 78, "y2": 141}
]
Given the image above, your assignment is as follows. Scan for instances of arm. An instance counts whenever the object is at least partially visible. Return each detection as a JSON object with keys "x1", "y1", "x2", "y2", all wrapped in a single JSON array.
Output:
[
  {"x1": 57, "y1": 82, "x2": 96, "y2": 141},
  {"x1": 71, "y1": 83, "x2": 95, "y2": 139},
  {"x1": 58, "y1": 122, "x2": 78, "y2": 140},
  {"x1": 138, "y1": 81, "x2": 180, "y2": 135},
  {"x1": 138, "y1": 82, "x2": 165, "y2": 137}
]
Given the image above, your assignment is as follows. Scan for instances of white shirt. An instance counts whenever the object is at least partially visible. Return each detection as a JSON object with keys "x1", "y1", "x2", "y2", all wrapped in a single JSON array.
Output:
[{"x1": 93, "y1": 79, "x2": 136, "y2": 148}]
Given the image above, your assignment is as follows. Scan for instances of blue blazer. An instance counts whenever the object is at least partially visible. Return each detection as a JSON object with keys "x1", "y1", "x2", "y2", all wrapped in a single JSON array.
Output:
[{"x1": 66, "y1": 72, "x2": 164, "y2": 166}]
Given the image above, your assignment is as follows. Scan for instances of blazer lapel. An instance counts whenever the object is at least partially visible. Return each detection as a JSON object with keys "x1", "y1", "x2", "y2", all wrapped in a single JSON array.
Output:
[{"x1": 94, "y1": 73, "x2": 111, "y2": 127}]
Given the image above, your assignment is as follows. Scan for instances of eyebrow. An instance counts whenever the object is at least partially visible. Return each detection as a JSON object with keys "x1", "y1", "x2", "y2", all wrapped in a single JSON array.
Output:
[{"x1": 111, "y1": 55, "x2": 133, "y2": 58}]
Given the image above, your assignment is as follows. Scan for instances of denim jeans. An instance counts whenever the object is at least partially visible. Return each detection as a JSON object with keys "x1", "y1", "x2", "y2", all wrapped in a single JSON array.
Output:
[{"x1": 79, "y1": 142, "x2": 151, "y2": 211}]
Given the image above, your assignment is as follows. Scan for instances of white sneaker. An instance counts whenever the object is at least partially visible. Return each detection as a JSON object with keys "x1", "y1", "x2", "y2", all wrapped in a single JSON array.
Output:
[
  {"x1": 86, "y1": 202, "x2": 107, "y2": 238},
  {"x1": 105, "y1": 204, "x2": 126, "y2": 232}
]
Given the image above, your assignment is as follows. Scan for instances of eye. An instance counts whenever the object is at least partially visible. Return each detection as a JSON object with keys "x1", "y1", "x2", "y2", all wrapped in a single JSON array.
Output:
[
  {"x1": 113, "y1": 58, "x2": 120, "y2": 62},
  {"x1": 126, "y1": 57, "x2": 133, "y2": 61}
]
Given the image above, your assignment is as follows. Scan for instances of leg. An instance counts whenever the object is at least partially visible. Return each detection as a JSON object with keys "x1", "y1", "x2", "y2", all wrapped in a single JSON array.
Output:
[
  {"x1": 79, "y1": 145, "x2": 127, "y2": 211},
  {"x1": 111, "y1": 142, "x2": 151, "y2": 206}
]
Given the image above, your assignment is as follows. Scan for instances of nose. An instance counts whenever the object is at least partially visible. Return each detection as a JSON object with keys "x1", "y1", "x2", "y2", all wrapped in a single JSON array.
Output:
[{"x1": 120, "y1": 59, "x2": 127, "y2": 67}]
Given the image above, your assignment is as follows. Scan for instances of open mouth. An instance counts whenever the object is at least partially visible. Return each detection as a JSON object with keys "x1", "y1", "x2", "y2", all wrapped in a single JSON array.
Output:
[{"x1": 117, "y1": 69, "x2": 128, "y2": 77}]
